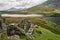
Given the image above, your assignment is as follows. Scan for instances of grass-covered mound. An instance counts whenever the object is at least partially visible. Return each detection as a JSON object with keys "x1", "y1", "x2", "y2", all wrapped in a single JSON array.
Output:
[
  {"x1": 1, "y1": 26, "x2": 60, "y2": 40},
  {"x1": 1, "y1": 17, "x2": 60, "y2": 40},
  {"x1": 33, "y1": 26, "x2": 60, "y2": 40},
  {"x1": 18, "y1": 26, "x2": 60, "y2": 40},
  {"x1": 50, "y1": 13, "x2": 60, "y2": 17},
  {"x1": 4, "y1": 17, "x2": 60, "y2": 35}
]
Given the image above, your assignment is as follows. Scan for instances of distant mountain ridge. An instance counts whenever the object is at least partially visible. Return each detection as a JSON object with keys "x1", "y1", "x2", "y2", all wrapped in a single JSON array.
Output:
[
  {"x1": 25, "y1": 0, "x2": 60, "y2": 13},
  {"x1": 44, "y1": 0, "x2": 60, "y2": 8},
  {"x1": 6, "y1": 8, "x2": 23, "y2": 11}
]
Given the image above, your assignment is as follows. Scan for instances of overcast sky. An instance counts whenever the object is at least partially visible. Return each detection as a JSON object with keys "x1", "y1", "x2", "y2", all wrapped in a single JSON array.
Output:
[{"x1": 0, "y1": 0, "x2": 47, "y2": 10}]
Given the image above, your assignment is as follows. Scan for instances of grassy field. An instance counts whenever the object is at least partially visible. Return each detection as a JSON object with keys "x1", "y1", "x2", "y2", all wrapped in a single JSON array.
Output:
[
  {"x1": 1, "y1": 26, "x2": 60, "y2": 40},
  {"x1": 3, "y1": 17, "x2": 60, "y2": 34},
  {"x1": 20, "y1": 26, "x2": 60, "y2": 40},
  {"x1": 17, "y1": 26, "x2": 60, "y2": 40},
  {"x1": 1, "y1": 17, "x2": 60, "y2": 40},
  {"x1": 33, "y1": 26, "x2": 60, "y2": 40}
]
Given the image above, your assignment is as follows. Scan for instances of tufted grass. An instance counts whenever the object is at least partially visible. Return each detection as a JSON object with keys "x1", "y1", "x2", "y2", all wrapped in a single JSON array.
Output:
[{"x1": 1, "y1": 26, "x2": 60, "y2": 40}]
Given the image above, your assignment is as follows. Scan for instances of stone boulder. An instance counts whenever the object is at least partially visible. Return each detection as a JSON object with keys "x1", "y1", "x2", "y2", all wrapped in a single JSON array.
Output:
[{"x1": 8, "y1": 35, "x2": 20, "y2": 40}]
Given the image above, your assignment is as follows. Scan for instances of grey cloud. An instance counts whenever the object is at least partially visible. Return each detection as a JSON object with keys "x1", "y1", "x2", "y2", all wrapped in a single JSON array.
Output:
[
  {"x1": 0, "y1": 0, "x2": 47, "y2": 11},
  {"x1": 0, "y1": 3, "x2": 7, "y2": 7},
  {"x1": 16, "y1": 0, "x2": 22, "y2": 1}
]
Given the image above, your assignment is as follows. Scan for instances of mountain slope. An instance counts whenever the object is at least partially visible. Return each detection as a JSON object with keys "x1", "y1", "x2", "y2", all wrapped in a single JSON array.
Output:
[
  {"x1": 1, "y1": 26, "x2": 60, "y2": 40},
  {"x1": 6, "y1": 8, "x2": 23, "y2": 11},
  {"x1": 20, "y1": 26, "x2": 60, "y2": 40},
  {"x1": 25, "y1": 0, "x2": 60, "y2": 14}
]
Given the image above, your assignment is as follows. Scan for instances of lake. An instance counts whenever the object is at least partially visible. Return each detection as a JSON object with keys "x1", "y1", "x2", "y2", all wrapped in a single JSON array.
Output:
[
  {"x1": 1, "y1": 14, "x2": 43, "y2": 17},
  {"x1": 45, "y1": 17, "x2": 60, "y2": 24}
]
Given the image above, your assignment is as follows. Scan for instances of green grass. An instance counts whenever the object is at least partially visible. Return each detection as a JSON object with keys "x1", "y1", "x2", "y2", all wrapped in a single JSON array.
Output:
[
  {"x1": 4, "y1": 17, "x2": 60, "y2": 35},
  {"x1": 1, "y1": 17, "x2": 60, "y2": 40},
  {"x1": 33, "y1": 26, "x2": 60, "y2": 40},
  {"x1": 1, "y1": 26, "x2": 60, "y2": 40},
  {"x1": 20, "y1": 26, "x2": 60, "y2": 40},
  {"x1": 50, "y1": 12, "x2": 60, "y2": 17}
]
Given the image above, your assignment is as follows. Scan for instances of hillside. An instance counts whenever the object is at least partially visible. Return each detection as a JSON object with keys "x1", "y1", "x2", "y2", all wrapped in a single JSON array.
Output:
[
  {"x1": 25, "y1": 0, "x2": 60, "y2": 14},
  {"x1": 4, "y1": 17, "x2": 60, "y2": 35},
  {"x1": 18, "y1": 26, "x2": 60, "y2": 40},
  {"x1": 1, "y1": 17, "x2": 60, "y2": 40},
  {"x1": 1, "y1": 26, "x2": 60, "y2": 40}
]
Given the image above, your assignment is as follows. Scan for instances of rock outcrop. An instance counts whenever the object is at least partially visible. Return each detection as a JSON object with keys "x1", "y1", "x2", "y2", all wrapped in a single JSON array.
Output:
[
  {"x1": 8, "y1": 35, "x2": 20, "y2": 40},
  {"x1": 0, "y1": 17, "x2": 34, "y2": 40}
]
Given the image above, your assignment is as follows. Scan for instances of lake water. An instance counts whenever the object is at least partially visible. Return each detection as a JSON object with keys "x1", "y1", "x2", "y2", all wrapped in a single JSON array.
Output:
[
  {"x1": 45, "y1": 17, "x2": 60, "y2": 24},
  {"x1": 1, "y1": 14, "x2": 43, "y2": 17}
]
